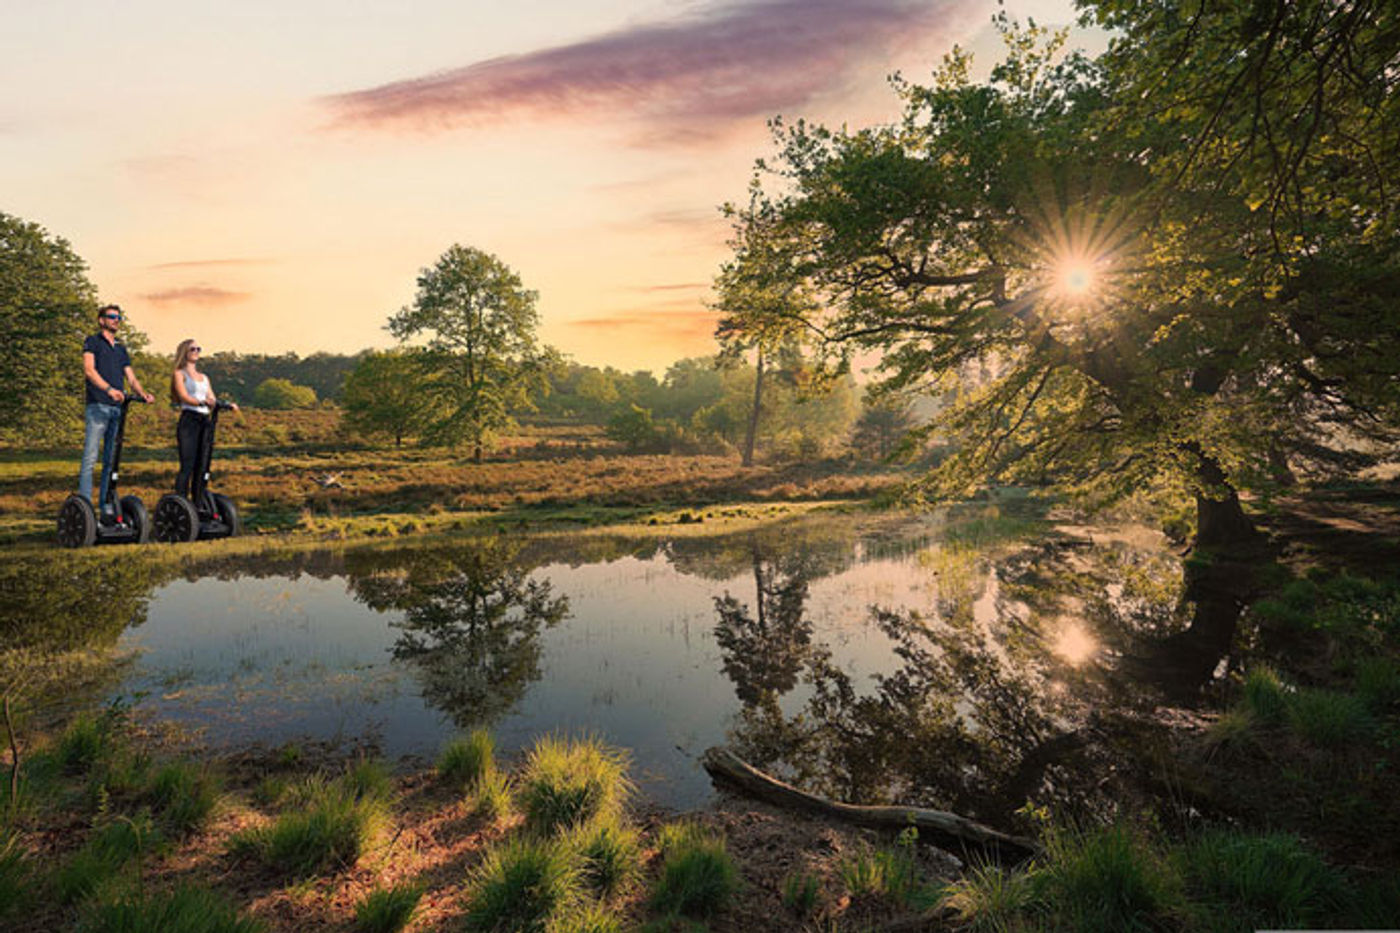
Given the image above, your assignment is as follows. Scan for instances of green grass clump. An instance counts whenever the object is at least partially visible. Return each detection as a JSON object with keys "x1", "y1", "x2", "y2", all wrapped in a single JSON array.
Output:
[
  {"x1": 940, "y1": 860, "x2": 1035, "y2": 932},
  {"x1": 649, "y1": 822, "x2": 738, "y2": 920},
  {"x1": 343, "y1": 757, "x2": 395, "y2": 803},
  {"x1": 1355, "y1": 656, "x2": 1400, "y2": 709},
  {"x1": 519, "y1": 734, "x2": 632, "y2": 836},
  {"x1": 438, "y1": 730, "x2": 497, "y2": 792},
  {"x1": 55, "y1": 813, "x2": 161, "y2": 905},
  {"x1": 570, "y1": 814, "x2": 641, "y2": 900},
  {"x1": 550, "y1": 901, "x2": 624, "y2": 933},
  {"x1": 474, "y1": 765, "x2": 515, "y2": 822},
  {"x1": 76, "y1": 885, "x2": 266, "y2": 933},
  {"x1": 1180, "y1": 830, "x2": 1346, "y2": 931},
  {"x1": 1240, "y1": 667, "x2": 1289, "y2": 724},
  {"x1": 837, "y1": 828, "x2": 931, "y2": 909},
  {"x1": 353, "y1": 882, "x2": 422, "y2": 933},
  {"x1": 0, "y1": 833, "x2": 31, "y2": 921},
  {"x1": 461, "y1": 836, "x2": 581, "y2": 933},
  {"x1": 230, "y1": 780, "x2": 386, "y2": 879},
  {"x1": 1286, "y1": 687, "x2": 1374, "y2": 747},
  {"x1": 58, "y1": 714, "x2": 114, "y2": 776},
  {"x1": 1032, "y1": 824, "x2": 1179, "y2": 933},
  {"x1": 145, "y1": 760, "x2": 221, "y2": 836},
  {"x1": 780, "y1": 869, "x2": 821, "y2": 917}
]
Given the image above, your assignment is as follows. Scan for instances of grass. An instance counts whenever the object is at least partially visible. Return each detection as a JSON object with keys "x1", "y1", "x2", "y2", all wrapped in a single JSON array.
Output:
[
  {"x1": 519, "y1": 734, "x2": 632, "y2": 836},
  {"x1": 0, "y1": 832, "x2": 31, "y2": 922},
  {"x1": 461, "y1": 835, "x2": 582, "y2": 933},
  {"x1": 352, "y1": 883, "x2": 422, "y2": 933},
  {"x1": 57, "y1": 713, "x2": 114, "y2": 776},
  {"x1": 780, "y1": 869, "x2": 821, "y2": 918},
  {"x1": 230, "y1": 776, "x2": 387, "y2": 879},
  {"x1": 940, "y1": 860, "x2": 1036, "y2": 933},
  {"x1": 54, "y1": 812, "x2": 161, "y2": 905},
  {"x1": 570, "y1": 813, "x2": 642, "y2": 901},
  {"x1": 76, "y1": 885, "x2": 267, "y2": 933},
  {"x1": 1179, "y1": 830, "x2": 1347, "y2": 932},
  {"x1": 145, "y1": 759, "x2": 221, "y2": 836},
  {"x1": 1031, "y1": 823, "x2": 1179, "y2": 933},
  {"x1": 438, "y1": 729, "x2": 496, "y2": 792},
  {"x1": 649, "y1": 822, "x2": 739, "y2": 920}
]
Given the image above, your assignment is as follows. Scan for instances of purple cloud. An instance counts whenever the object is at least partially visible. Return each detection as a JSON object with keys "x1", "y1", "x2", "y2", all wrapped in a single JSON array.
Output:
[{"x1": 324, "y1": 0, "x2": 969, "y2": 140}]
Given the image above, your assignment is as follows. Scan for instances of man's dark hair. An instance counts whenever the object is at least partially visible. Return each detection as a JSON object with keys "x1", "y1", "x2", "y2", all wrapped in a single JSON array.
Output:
[{"x1": 97, "y1": 304, "x2": 122, "y2": 318}]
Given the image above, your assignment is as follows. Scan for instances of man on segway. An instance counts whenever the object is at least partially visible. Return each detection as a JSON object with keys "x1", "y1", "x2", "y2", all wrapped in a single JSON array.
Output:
[{"x1": 80, "y1": 305, "x2": 154, "y2": 516}]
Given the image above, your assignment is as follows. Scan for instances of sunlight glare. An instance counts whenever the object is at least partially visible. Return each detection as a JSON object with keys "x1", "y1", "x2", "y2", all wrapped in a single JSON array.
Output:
[{"x1": 1053, "y1": 623, "x2": 1097, "y2": 666}]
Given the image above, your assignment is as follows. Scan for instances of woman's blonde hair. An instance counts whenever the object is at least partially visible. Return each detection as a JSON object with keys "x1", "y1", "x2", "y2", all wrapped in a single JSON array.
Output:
[{"x1": 171, "y1": 339, "x2": 198, "y2": 405}]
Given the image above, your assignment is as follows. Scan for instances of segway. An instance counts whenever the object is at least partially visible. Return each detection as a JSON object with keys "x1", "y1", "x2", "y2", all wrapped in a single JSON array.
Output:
[
  {"x1": 153, "y1": 400, "x2": 241, "y2": 543},
  {"x1": 57, "y1": 396, "x2": 152, "y2": 548}
]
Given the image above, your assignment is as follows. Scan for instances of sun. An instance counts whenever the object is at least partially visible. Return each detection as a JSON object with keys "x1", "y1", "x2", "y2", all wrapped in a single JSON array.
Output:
[{"x1": 1056, "y1": 258, "x2": 1097, "y2": 298}]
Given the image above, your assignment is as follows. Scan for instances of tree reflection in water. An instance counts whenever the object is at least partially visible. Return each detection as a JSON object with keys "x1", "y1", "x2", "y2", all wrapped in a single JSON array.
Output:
[
  {"x1": 348, "y1": 540, "x2": 568, "y2": 728},
  {"x1": 713, "y1": 543, "x2": 817, "y2": 705}
]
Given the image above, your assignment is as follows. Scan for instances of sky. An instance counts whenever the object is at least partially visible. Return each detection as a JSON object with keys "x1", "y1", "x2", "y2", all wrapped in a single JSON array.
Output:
[{"x1": 3, "y1": 0, "x2": 1097, "y2": 373}]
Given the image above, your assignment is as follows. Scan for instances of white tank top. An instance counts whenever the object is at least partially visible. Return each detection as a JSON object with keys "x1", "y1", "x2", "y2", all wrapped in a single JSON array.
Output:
[{"x1": 181, "y1": 372, "x2": 211, "y2": 414}]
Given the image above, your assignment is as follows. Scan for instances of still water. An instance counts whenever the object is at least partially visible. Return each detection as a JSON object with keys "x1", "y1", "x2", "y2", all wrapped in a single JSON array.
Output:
[{"x1": 9, "y1": 504, "x2": 1214, "y2": 815}]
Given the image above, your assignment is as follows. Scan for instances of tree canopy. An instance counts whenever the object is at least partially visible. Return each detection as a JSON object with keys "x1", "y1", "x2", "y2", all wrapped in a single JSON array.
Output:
[
  {"x1": 715, "y1": 4, "x2": 1400, "y2": 546},
  {"x1": 388, "y1": 245, "x2": 557, "y2": 460}
]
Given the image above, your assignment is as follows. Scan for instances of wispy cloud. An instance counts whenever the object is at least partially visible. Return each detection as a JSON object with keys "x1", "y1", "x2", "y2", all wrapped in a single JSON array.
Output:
[
  {"x1": 324, "y1": 0, "x2": 969, "y2": 141},
  {"x1": 628, "y1": 282, "x2": 709, "y2": 293},
  {"x1": 139, "y1": 286, "x2": 252, "y2": 306},
  {"x1": 147, "y1": 258, "x2": 272, "y2": 271},
  {"x1": 568, "y1": 306, "x2": 720, "y2": 343}
]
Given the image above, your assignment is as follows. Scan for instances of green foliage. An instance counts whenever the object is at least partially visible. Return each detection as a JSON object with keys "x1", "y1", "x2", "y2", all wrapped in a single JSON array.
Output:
[
  {"x1": 1286, "y1": 688, "x2": 1375, "y2": 748},
  {"x1": 549, "y1": 902, "x2": 624, "y2": 933},
  {"x1": 55, "y1": 812, "x2": 160, "y2": 905},
  {"x1": 438, "y1": 729, "x2": 497, "y2": 792},
  {"x1": 1031, "y1": 824, "x2": 1179, "y2": 933},
  {"x1": 388, "y1": 244, "x2": 557, "y2": 457},
  {"x1": 461, "y1": 836, "x2": 581, "y2": 933},
  {"x1": 780, "y1": 869, "x2": 821, "y2": 917},
  {"x1": 0, "y1": 832, "x2": 31, "y2": 921},
  {"x1": 474, "y1": 766, "x2": 515, "y2": 822},
  {"x1": 649, "y1": 822, "x2": 738, "y2": 919},
  {"x1": 230, "y1": 777, "x2": 386, "y2": 878},
  {"x1": 606, "y1": 404, "x2": 659, "y2": 451},
  {"x1": 145, "y1": 759, "x2": 221, "y2": 836},
  {"x1": 940, "y1": 860, "x2": 1036, "y2": 933},
  {"x1": 353, "y1": 883, "x2": 422, "y2": 933},
  {"x1": 199, "y1": 349, "x2": 362, "y2": 404},
  {"x1": 58, "y1": 714, "x2": 113, "y2": 776},
  {"x1": 341, "y1": 349, "x2": 437, "y2": 446},
  {"x1": 568, "y1": 813, "x2": 641, "y2": 901},
  {"x1": 519, "y1": 734, "x2": 632, "y2": 836},
  {"x1": 837, "y1": 831, "x2": 927, "y2": 909},
  {"x1": 250, "y1": 377, "x2": 316, "y2": 410},
  {"x1": 76, "y1": 885, "x2": 266, "y2": 933},
  {"x1": 1240, "y1": 667, "x2": 1290, "y2": 725},
  {"x1": 1179, "y1": 830, "x2": 1346, "y2": 932}
]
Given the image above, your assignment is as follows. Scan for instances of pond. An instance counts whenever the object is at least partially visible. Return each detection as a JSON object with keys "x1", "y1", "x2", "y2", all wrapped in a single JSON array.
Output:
[{"x1": 3, "y1": 502, "x2": 1232, "y2": 816}]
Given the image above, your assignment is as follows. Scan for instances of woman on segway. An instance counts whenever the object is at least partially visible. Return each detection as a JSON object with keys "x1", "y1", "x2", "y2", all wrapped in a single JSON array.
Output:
[{"x1": 170, "y1": 338, "x2": 237, "y2": 496}]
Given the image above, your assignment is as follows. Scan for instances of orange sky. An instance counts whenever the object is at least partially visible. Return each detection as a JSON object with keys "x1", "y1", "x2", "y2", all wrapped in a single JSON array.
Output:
[{"x1": 3, "y1": 0, "x2": 1096, "y2": 373}]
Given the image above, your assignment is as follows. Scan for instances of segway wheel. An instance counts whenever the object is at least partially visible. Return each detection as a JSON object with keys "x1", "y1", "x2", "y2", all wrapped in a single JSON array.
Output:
[
  {"x1": 57, "y1": 495, "x2": 97, "y2": 548},
  {"x1": 153, "y1": 494, "x2": 199, "y2": 543},
  {"x1": 211, "y1": 493, "x2": 242, "y2": 538},
  {"x1": 121, "y1": 495, "x2": 152, "y2": 544}
]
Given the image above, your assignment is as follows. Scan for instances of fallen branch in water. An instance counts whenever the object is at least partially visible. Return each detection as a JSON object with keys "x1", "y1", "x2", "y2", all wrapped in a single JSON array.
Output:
[{"x1": 701, "y1": 746, "x2": 1040, "y2": 863}]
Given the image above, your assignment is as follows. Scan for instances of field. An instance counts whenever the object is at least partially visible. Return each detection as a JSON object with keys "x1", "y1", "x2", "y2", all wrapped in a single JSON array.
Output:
[{"x1": 0, "y1": 412, "x2": 907, "y2": 545}]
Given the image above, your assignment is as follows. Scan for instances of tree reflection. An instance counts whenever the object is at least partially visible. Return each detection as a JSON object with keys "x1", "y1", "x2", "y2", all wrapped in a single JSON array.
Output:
[
  {"x1": 348, "y1": 540, "x2": 568, "y2": 728},
  {"x1": 713, "y1": 542, "x2": 816, "y2": 705}
]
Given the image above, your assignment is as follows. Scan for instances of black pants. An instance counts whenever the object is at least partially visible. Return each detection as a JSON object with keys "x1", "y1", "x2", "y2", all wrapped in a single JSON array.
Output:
[{"x1": 175, "y1": 410, "x2": 208, "y2": 497}]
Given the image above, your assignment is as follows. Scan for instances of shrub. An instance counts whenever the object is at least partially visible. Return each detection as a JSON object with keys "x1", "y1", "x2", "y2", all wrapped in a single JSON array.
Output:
[
  {"x1": 649, "y1": 822, "x2": 738, "y2": 919},
  {"x1": 570, "y1": 814, "x2": 641, "y2": 900},
  {"x1": 76, "y1": 885, "x2": 266, "y2": 933},
  {"x1": 438, "y1": 730, "x2": 496, "y2": 792},
  {"x1": 353, "y1": 883, "x2": 422, "y2": 933},
  {"x1": 519, "y1": 735, "x2": 632, "y2": 836},
  {"x1": 461, "y1": 836, "x2": 581, "y2": 933},
  {"x1": 1180, "y1": 830, "x2": 1347, "y2": 931}
]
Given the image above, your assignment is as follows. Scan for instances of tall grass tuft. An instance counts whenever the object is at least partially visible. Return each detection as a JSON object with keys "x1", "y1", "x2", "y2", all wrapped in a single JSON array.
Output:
[
  {"x1": 58, "y1": 714, "x2": 113, "y2": 776},
  {"x1": 1355, "y1": 656, "x2": 1400, "y2": 709},
  {"x1": 550, "y1": 901, "x2": 625, "y2": 933},
  {"x1": 461, "y1": 836, "x2": 581, "y2": 932},
  {"x1": 570, "y1": 813, "x2": 641, "y2": 900},
  {"x1": 1286, "y1": 687, "x2": 1374, "y2": 747},
  {"x1": 474, "y1": 765, "x2": 515, "y2": 822},
  {"x1": 353, "y1": 882, "x2": 422, "y2": 933},
  {"x1": 438, "y1": 730, "x2": 497, "y2": 792},
  {"x1": 649, "y1": 822, "x2": 738, "y2": 920},
  {"x1": 780, "y1": 869, "x2": 821, "y2": 918},
  {"x1": 230, "y1": 779, "x2": 386, "y2": 879},
  {"x1": 1180, "y1": 830, "x2": 1346, "y2": 931},
  {"x1": 519, "y1": 734, "x2": 632, "y2": 836},
  {"x1": 941, "y1": 860, "x2": 1035, "y2": 932},
  {"x1": 343, "y1": 757, "x2": 395, "y2": 803},
  {"x1": 1241, "y1": 667, "x2": 1289, "y2": 724},
  {"x1": 146, "y1": 760, "x2": 221, "y2": 836},
  {"x1": 0, "y1": 833, "x2": 30, "y2": 921},
  {"x1": 76, "y1": 885, "x2": 267, "y2": 933},
  {"x1": 1032, "y1": 824, "x2": 1178, "y2": 933},
  {"x1": 55, "y1": 813, "x2": 160, "y2": 905}
]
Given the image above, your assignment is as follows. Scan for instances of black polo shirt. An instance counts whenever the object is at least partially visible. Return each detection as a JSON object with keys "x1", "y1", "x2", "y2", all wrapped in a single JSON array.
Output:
[{"x1": 83, "y1": 334, "x2": 131, "y2": 406}]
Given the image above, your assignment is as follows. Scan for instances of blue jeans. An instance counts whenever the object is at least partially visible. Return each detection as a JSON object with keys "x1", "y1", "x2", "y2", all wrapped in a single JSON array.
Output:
[{"x1": 80, "y1": 402, "x2": 122, "y2": 511}]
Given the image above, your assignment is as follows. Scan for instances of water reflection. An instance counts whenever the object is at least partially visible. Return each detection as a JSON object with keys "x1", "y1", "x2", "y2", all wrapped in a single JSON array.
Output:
[
  {"x1": 713, "y1": 542, "x2": 816, "y2": 705},
  {"x1": 347, "y1": 540, "x2": 569, "y2": 728}
]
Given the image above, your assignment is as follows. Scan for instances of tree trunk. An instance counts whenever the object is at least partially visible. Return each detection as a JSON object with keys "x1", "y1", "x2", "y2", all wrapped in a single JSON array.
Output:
[
  {"x1": 742, "y1": 346, "x2": 764, "y2": 467},
  {"x1": 1187, "y1": 442, "x2": 1260, "y2": 550}
]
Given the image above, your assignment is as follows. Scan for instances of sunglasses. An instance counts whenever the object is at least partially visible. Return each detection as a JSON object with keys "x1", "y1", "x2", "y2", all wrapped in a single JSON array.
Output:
[
  {"x1": 102, "y1": 313, "x2": 122, "y2": 320},
  {"x1": 191, "y1": 346, "x2": 202, "y2": 352}
]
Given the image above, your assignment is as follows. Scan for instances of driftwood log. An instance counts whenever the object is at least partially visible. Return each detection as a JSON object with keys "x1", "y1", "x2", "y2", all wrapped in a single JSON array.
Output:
[{"x1": 701, "y1": 746, "x2": 1040, "y2": 863}]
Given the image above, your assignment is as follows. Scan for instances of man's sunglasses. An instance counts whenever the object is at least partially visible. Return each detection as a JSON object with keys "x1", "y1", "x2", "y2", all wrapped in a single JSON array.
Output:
[{"x1": 102, "y1": 313, "x2": 122, "y2": 320}]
